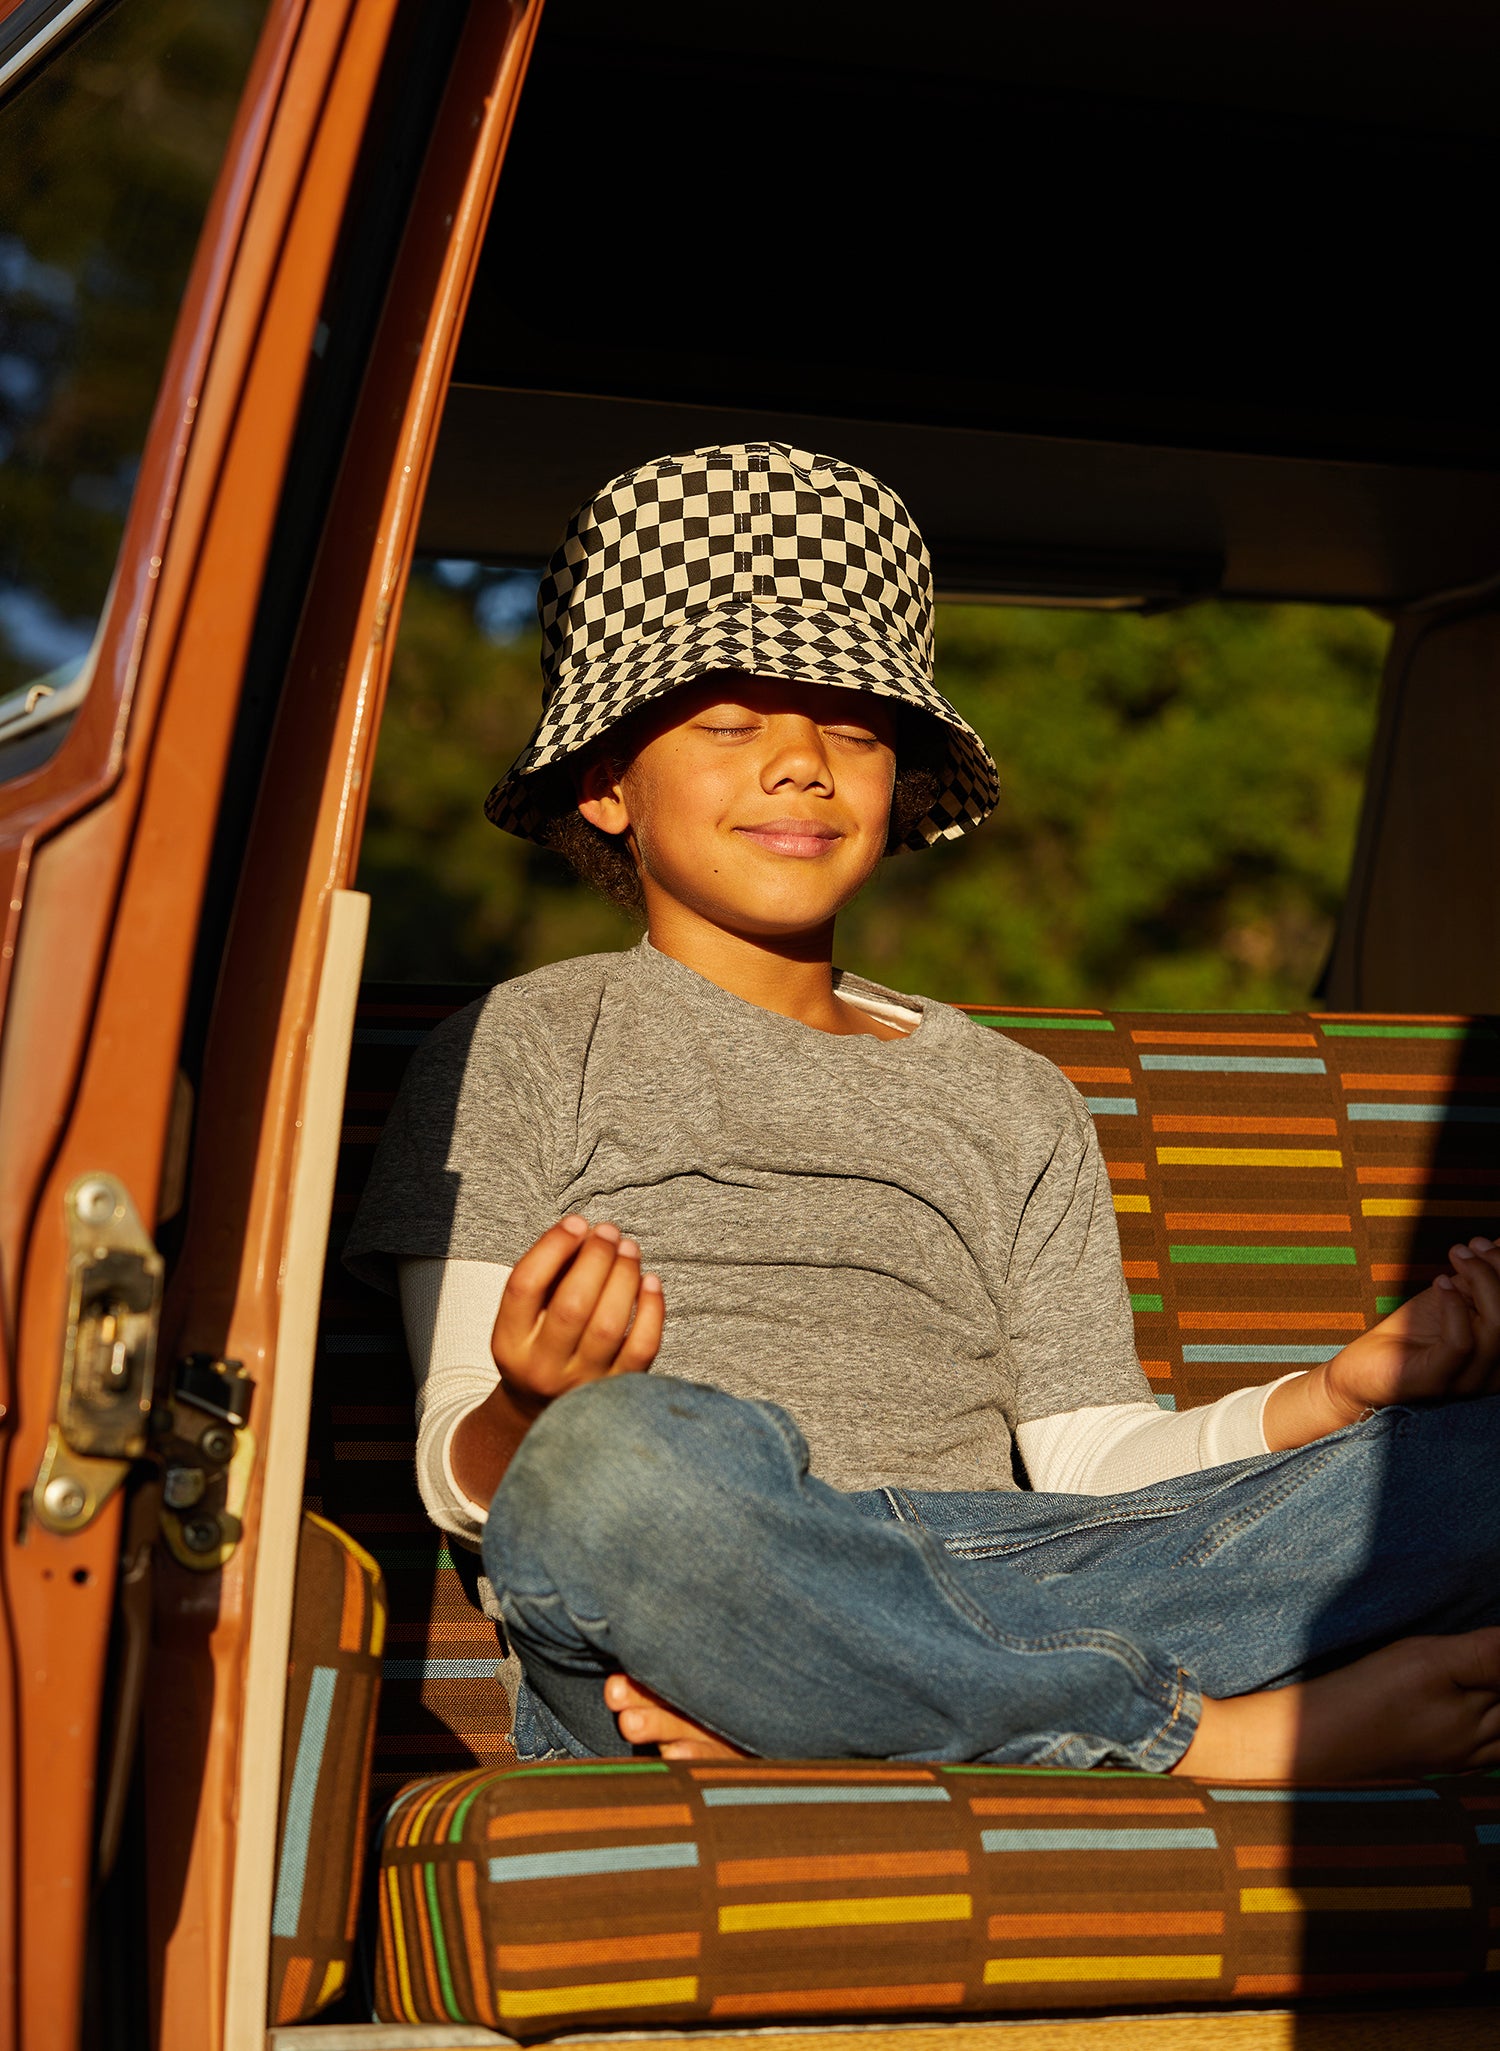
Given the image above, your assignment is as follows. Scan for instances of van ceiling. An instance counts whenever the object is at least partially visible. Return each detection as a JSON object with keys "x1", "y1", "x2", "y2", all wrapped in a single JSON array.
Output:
[{"x1": 424, "y1": 0, "x2": 1500, "y2": 606}]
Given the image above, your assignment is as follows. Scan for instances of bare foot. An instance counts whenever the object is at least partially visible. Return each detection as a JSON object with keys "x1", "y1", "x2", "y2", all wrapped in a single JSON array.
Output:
[
  {"x1": 603, "y1": 1673, "x2": 750, "y2": 1761},
  {"x1": 1173, "y1": 1627, "x2": 1500, "y2": 1781}
]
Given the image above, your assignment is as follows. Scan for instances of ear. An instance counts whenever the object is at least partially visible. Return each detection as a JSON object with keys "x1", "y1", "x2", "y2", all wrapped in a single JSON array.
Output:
[{"x1": 575, "y1": 751, "x2": 632, "y2": 838}]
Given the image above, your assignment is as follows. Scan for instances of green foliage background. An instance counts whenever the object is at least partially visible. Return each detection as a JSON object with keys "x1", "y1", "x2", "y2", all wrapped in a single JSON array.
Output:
[
  {"x1": 358, "y1": 569, "x2": 1387, "y2": 1009},
  {"x1": 0, "y1": 0, "x2": 269, "y2": 697}
]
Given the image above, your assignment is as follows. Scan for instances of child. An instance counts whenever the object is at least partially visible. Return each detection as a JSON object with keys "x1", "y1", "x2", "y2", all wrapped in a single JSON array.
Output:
[{"x1": 348, "y1": 442, "x2": 1500, "y2": 1781}]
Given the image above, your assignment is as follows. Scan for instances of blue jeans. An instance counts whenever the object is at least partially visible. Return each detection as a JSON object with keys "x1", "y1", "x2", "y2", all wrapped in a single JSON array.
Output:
[{"x1": 481, "y1": 1374, "x2": 1500, "y2": 1771}]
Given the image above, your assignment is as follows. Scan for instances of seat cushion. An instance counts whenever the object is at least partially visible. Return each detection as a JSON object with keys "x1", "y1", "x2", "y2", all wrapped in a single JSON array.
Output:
[
  {"x1": 270, "y1": 1512, "x2": 386, "y2": 2022},
  {"x1": 309, "y1": 988, "x2": 1500, "y2": 2030},
  {"x1": 372, "y1": 1758, "x2": 1500, "y2": 2032}
]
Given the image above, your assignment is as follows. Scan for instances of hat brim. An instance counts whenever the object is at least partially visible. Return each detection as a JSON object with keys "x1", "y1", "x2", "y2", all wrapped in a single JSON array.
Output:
[{"x1": 484, "y1": 599, "x2": 999, "y2": 850}]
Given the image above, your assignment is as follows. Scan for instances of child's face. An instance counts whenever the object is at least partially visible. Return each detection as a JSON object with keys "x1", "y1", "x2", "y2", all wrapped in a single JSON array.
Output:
[{"x1": 579, "y1": 676, "x2": 898, "y2": 938}]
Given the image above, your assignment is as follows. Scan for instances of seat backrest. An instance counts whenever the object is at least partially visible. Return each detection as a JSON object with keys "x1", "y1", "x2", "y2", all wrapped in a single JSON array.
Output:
[
  {"x1": 309, "y1": 985, "x2": 507, "y2": 1815},
  {"x1": 979, "y1": 1005, "x2": 1497, "y2": 1411},
  {"x1": 309, "y1": 987, "x2": 1500, "y2": 1795}
]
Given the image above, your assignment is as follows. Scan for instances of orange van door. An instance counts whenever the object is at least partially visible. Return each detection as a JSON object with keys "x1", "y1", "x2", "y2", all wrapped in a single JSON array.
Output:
[{"x1": 0, "y1": 2, "x2": 541, "y2": 2044}]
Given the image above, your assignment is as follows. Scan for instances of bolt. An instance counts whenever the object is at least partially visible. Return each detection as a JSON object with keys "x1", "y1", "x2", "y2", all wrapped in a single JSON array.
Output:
[
  {"x1": 162, "y1": 1464, "x2": 205, "y2": 1510},
  {"x1": 74, "y1": 1179, "x2": 118, "y2": 1225},
  {"x1": 42, "y1": 1475, "x2": 87, "y2": 1522},
  {"x1": 181, "y1": 1514, "x2": 220, "y2": 1555},
  {"x1": 199, "y1": 1425, "x2": 235, "y2": 1466}
]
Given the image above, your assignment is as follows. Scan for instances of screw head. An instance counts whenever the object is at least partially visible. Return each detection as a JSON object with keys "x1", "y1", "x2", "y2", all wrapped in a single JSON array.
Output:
[
  {"x1": 181, "y1": 1514, "x2": 220, "y2": 1555},
  {"x1": 162, "y1": 1463, "x2": 206, "y2": 1510},
  {"x1": 199, "y1": 1425, "x2": 235, "y2": 1465},
  {"x1": 42, "y1": 1475, "x2": 87, "y2": 1522},
  {"x1": 74, "y1": 1179, "x2": 118, "y2": 1225}
]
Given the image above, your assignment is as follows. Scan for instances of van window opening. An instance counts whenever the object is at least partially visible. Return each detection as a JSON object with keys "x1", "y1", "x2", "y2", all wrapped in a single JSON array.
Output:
[
  {"x1": 357, "y1": 559, "x2": 1388, "y2": 1012},
  {"x1": 0, "y1": 0, "x2": 272, "y2": 782}
]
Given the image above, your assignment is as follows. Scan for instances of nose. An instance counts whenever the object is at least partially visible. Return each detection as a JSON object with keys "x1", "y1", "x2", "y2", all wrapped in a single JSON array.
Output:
[{"x1": 758, "y1": 715, "x2": 833, "y2": 794}]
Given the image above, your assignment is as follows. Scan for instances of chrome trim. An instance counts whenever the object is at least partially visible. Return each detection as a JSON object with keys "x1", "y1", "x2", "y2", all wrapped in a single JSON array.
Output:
[
  {"x1": 0, "y1": 650, "x2": 92, "y2": 744},
  {"x1": 0, "y1": 0, "x2": 114, "y2": 102}
]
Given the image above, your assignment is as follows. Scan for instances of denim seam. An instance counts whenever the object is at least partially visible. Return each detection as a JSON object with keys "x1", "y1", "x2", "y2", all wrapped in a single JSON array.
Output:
[
  {"x1": 753, "y1": 1398, "x2": 816, "y2": 1472},
  {"x1": 1169, "y1": 1443, "x2": 1343, "y2": 1567},
  {"x1": 883, "y1": 1487, "x2": 925, "y2": 1527},
  {"x1": 944, "y1": 1503, "x2": 1188, "y2": 1561},
  {"x1": 1024, "y1": 1668, "x2": 1196, "y2": 1774},
  {"x1": 900, "y1": 1520, "x2": 1184, "y2": 1728}
]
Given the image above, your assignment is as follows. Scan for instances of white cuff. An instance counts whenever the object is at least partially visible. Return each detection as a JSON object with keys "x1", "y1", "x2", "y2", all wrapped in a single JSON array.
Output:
[
  {"x1": 439, "y1": 1400, "x2": 497, "y2": 1536},
  {"x1": 1017, "y1": 1371, "x2": 1302, "y2": 1495},
  {"x1": 398, "y1": 1256, "x2": 512, "y2": 1543}
]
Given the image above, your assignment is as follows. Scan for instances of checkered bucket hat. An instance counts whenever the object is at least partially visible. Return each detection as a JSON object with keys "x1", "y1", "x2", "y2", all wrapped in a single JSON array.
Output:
[{"x1": 484, "y1": 441, "x2": 1000, "y2": 849}]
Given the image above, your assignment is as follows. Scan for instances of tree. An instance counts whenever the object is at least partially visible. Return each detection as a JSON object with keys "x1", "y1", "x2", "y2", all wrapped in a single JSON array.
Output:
[{"x1": 358, "y1": 567, "x2": 1386, "y2": 1010}]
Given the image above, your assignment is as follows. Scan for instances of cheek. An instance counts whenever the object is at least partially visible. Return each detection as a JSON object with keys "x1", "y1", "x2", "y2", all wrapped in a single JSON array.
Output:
[
  {"x1": 851, "y1": 755, "x2": 898, "y2": 842},
  {"x1": 622, "y1": 756, "x2": 727, "y2": 867}
]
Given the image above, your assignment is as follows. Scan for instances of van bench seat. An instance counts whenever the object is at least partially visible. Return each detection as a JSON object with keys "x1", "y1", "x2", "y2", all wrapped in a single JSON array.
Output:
[
  {"x1": 374, "y1": 1755, "x2": 1499, "y2": 2035},
  {"x1": 299, "y1": 988, "x2": 1500, "y2": 2028}
]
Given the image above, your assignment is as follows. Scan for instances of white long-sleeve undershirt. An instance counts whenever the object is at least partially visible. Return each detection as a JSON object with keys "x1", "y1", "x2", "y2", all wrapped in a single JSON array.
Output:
[{"x1": 397, "y1": 1256, "x2": 1290, "y2": 1547}]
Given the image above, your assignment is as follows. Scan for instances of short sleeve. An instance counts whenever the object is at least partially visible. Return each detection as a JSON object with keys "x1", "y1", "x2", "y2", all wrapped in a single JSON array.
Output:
[
  {"x1": 342, "y1": 996, "x2": 554, "y2": 1294},
  {"x1": 1005, "y1": 1098, "x2": 1150, "y2": 1423}
]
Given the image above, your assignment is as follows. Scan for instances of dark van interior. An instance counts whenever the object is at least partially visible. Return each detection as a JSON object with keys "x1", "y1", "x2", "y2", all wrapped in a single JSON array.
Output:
[{"x1": 274, "y1": 1, "x2": 1500, "y2": 2039}]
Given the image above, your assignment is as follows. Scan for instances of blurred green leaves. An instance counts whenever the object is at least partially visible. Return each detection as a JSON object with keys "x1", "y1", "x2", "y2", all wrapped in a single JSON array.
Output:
[
  {"x1": 843, "y1": 601, "x2": 1387, "y2": 1007},
  {"x1": 357, "y1": 572, "x2": 638, "y2": 980},
  {"x1": 360, "y1": 569, "x2": 1386, "y2": 1009},
  {"x1": 0, "y1": 0, "x2": 270, "y2": 693}
]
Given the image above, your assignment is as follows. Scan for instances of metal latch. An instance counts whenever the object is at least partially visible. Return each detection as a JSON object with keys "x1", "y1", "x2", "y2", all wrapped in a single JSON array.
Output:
[
  {"x1": 32, "y1": 1175, "x2": 165, "y2": 1535},
  {"x1": 155, "y1": 1354, "x2": 255, "y2": 1572}
]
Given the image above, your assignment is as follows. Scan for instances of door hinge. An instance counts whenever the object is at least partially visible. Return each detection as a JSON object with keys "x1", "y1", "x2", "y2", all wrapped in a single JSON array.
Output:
[{"x1": 32, "y1": 1175, "x2": 165, "y2": 1536}]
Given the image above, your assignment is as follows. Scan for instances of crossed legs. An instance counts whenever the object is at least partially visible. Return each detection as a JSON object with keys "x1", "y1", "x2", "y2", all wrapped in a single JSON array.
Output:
[{"x1": 483, "y1": 1374, "x2": 1500, "y2": 1776}]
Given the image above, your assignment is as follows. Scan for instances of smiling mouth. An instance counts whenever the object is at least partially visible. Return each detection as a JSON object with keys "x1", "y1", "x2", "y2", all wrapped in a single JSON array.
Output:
[{"x1": 733, "y1": 819, "x2": 845, "y2": 858}]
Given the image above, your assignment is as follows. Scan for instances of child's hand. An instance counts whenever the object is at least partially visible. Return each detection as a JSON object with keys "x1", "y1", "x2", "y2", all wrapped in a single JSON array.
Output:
[
  {"x1": 491, "y1": 1216, "x2": 664, "y2": 1410},
  {"x1": 1267, "y1": 1237, "x2": 1500, "y2": 1448}
]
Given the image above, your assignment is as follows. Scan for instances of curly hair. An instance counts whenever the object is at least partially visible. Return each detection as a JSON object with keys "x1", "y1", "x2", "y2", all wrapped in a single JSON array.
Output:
[{"x1": 528, "y1": 703, "x2": 950, "y2": 918}]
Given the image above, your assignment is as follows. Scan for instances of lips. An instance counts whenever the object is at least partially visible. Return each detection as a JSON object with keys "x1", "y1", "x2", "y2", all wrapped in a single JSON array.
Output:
[{"x1": 733, "y1": 819, "x2": 845, "y2": 858}]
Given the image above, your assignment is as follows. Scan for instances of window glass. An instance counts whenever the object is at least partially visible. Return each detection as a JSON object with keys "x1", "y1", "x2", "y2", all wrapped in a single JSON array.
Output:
[{"x1": 0, "y1": 0, "x2": 271, "y2": 781}]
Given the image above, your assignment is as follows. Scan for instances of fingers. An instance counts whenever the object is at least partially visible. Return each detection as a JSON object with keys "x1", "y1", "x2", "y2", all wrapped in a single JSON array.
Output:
[
  {"x1": 536, "y1": 1222, "x2": 628, "y2": 1374},
  {"x1": 493, "y1": 1216, "x2": 589, "y2": 1357},
  {"x1": 493, "y1": 1217, "x2": 663, "y2": 1398},
  {"x1": 572, "y1": 1237, "x2": 648, "y2": 1372},
  {"x1": 613, "y1": 1272, "x2": 665, "y2": 1374}
]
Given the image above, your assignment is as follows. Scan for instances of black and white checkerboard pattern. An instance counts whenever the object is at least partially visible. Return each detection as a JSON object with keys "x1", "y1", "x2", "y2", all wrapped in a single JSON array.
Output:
[{"x1": 484, "y1": 443, "x2": 1000, "y2": 850}]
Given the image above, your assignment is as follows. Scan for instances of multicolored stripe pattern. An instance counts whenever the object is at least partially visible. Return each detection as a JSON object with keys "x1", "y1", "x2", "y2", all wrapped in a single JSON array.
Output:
[
  {"x1": 373, "y1": 1760, "x2": 1500, "y2": 2031},
  {"x1": 270, "y1": 1513, "x2": 387, "y2": 2022},
  {"x1": 307, "y1": 988, "x2": 519, "y2": 1813},
  {"x1": 305, "y1": 990, "x2": 1500, "y2": 2027},
  {"x1": 966, "y1": 1007, "x2": 1500, "y2": 1411}
]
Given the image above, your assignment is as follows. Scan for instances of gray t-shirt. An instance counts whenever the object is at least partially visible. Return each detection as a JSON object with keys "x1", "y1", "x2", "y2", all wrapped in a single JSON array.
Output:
[{"x1": 345, "y1": 940, "x2": 1148, "y2": 1493}]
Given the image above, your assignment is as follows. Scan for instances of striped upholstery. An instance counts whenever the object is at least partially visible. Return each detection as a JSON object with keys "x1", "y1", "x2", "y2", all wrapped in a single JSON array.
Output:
[
  {"x1": 301, "y1": 988, "x2": 1500, "y2": 2026},
  {"x1": 270, "y1": 1512, "x2": 386, "y2": 2022},
  {"x1": 375, "y1": 1759, "x2": 1500, "y2": 2031},
  {"x1": 974, "y1": 1006, "x2": 1500, "y2": 1409},
  {"x1": 308, "y1": 990, "x2": 516, "y2": 1815}
]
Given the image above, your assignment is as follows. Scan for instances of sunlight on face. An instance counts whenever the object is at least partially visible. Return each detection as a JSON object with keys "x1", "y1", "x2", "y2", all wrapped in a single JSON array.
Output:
[{"x1": 582, "y1": 675, "x2": 898, "y2": 940}]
